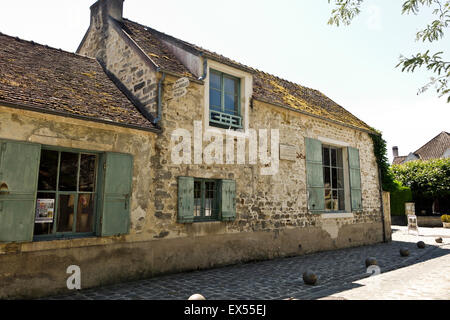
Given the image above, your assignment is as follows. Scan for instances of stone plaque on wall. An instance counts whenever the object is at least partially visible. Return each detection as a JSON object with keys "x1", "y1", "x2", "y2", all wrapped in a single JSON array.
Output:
[{"x1": 280, "y1": 144, "x2": 297, "y2": 161}]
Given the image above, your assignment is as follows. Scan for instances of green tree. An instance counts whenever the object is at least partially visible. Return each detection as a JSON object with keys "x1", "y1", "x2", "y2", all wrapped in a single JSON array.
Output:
[{"x1": 328, "y1": 0, "x2": 450, "y2": 102}]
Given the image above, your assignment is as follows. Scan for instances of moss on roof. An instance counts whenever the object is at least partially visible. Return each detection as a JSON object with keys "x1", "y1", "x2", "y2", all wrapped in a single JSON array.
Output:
[{"x1": 0, "y1": 33, "x2": 157, "y2": 131}]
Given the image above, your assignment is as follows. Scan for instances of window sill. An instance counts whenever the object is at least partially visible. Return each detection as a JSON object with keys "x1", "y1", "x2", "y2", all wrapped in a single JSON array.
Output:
[{"x1": 320, "y1": 212, "x2": 354, "y2": 219}]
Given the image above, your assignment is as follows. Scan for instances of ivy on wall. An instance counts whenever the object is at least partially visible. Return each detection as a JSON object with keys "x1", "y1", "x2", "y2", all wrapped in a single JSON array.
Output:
[{"x1": 369, "y1": 130, "x2": 397, "y2": 192}]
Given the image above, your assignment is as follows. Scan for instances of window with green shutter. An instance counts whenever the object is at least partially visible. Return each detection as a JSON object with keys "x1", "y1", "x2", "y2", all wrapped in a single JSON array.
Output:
[
  {"x1": 0, "y1": 140, "x2": 134, "y2": 243},
  {"x1": 305, "y1": 138, "x2": 363, "y2": 213},
  {"x1": 177, "y1": 177, "x2": 236, "y2": 223}
]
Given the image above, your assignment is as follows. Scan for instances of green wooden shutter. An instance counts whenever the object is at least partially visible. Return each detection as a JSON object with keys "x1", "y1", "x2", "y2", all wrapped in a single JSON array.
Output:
[
  {"x1": 305, "y1": 138, "x2": 325, "y2": 212},
  {"x1": 98, "y1": 152, "x2": 133, "y2": 237},
  {"x1": 220, "y1": 179, "x2": 236, "y2": 222},
  {"x1": 0, "y1": 140, "x2": 41, "y2": 243},
  {"x1": 178, "y1": 177, "x2": 194, "y2": 223},
  {"x1": 348, "y1": 147, "x2": 362, "y2": 211}
]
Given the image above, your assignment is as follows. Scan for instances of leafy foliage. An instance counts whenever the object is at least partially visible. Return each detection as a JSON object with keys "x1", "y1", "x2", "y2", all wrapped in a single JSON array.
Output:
[
  {"x1": 328, "y1": 0, "x2": 450, "y2": 102},
  {"x1": 391, "y1": 158, "x2": 450, "y2": 198},
  {"x1": 390, "y1": 181, "x2": 413, "y2": 216},
  {"x1": 369, "y1": 130, "x2": 397, "y2": 192}
]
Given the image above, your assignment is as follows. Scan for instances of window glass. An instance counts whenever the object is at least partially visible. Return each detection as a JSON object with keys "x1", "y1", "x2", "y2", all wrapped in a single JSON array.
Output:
[
  {"x1": 322, "y1": 145, "x2": 345, "y2": 212},
  {"x1": 79, "y1": 154, "x2": 97, "y2": 192},
  {"x1": 224, "y1": 94, "x2": 237, "y2": 115},
  {"x1": 57, "y1": 194, "x2": 76, "y2": 233},
  {"x1": 210, "y1": 71, "x2": 221, "y2": 90},
  {"x1": 210, "y1": 89, "x2": 222, "y2": 109},
  {"x1": 194, "y1": 180, "x2": 202, "y2": 217},
  {"x1": 323, "y1": 148, "x2": 330, "y2": 166},
  {"x1": 224, "y1": 76, "x2": 237, "y2": 94},
  {"x1": 38, "y1": 150, "x2": 58, "y2": 191},
  {"x1": 59, "y1": 152, "x2": 78, "y2": 191},
  {"x1": 76, "y1": 194, "x2": 95, "y2": 233}
]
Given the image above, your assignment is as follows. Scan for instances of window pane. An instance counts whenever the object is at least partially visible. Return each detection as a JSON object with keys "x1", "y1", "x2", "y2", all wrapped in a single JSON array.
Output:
[
  {"x1": 57, "y1": 194, "x2": 76, "y2": 232},
  {"x1": 323, "y1": 147, "x2": 330, "y2": 166},
  {"x1": 323, "y1": 167, "x2": 331, "y2": 186},
  {"x1": 38, "y1": 150, "x2": 58, "y2": 191},
  {"x1": 332, "y1": 190, "x2": 339, "y2": 210},
  {"x1": 224, "y1": 94, "x2": 237, "y2": 115},
  {"x1": 336, "y1": 148, "x2": 343, "y2": 168},
  {"x1": 194, "y1": 181, "x2": 201, "y2": 217},
  {"x1": 76, "y1": 194, "x2": 95, "y2": 233},
  {"x1": 331, "y1": 148, "x2": 337, "y2": 167},
  {"x1": 337, "y1": 168, "x2": 344, "y2": 188},
  {"x1": 34, "y1": 193, "x2": 56, "y2": 236},
  {"x1": 204, "y1": 181, "x2": 216, "y2": 217},
  {"x1": 224, "y1": 76, "x2": 237, "y2": 94},
  {"x1": 332, "y1": 168, "x2": 338, "y2": 188},
  {"x1": 79, "y1": 154, "x2": 97, "y2": 192},
  {"x1": 338, "y1": 190, "x2": 345, "y2": 211},
  {"x1": 58, "y1": 152, "x2": 78, "y2": 191},
  {"x1": 210, "y1": 89, "x2": 222, "y2": 110},
  {"x1": 210, "y1": 71, "x2": 221, "y2": 90},
  {"x1": 324, "y1": 187, "x2": 332, "y2": 210}
]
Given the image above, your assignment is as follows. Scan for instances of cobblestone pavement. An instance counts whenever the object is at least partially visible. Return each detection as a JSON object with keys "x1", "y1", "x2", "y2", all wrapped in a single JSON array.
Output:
[{"x1": 48, "y1": 226, "x2": 450, "y2": 300}]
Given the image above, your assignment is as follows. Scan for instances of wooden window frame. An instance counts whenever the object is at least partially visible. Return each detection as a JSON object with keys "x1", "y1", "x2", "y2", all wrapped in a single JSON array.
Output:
[{"x1": 33, "y1": 146, "x2": 100, "y2": 241}]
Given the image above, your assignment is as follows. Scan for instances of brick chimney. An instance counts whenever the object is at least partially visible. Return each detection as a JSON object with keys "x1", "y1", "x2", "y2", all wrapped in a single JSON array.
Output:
[{"x1": 393, "y1": 146, "x2": 399, "y2": 158}]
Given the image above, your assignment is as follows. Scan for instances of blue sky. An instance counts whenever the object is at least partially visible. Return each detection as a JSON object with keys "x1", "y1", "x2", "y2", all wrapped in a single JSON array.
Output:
[{"x1": 0, "y1": 0, "x2": 448, "y2": 161}]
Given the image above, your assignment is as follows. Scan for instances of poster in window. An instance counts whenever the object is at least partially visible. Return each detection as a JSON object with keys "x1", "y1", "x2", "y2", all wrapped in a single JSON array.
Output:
[{"x1": 35, "y1": 199, "x2": 55, "y2": 223}]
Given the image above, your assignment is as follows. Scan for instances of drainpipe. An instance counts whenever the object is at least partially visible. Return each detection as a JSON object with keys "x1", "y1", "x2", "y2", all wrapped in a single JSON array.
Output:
[
  {"x1": 198, "y1": 55, "x2": 208, "y2": 81},
  {"x1": 153, "y1": 70, "x2": 166, "y2": 125}
]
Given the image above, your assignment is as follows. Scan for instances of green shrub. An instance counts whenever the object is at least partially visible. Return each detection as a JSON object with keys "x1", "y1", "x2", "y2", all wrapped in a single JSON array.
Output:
[
  {"x1": 442, "y1": 215, "x2": 450, "y2": 223},
  {"x1": 390, "y1": 181, "x2": 413, "y2": 216}
]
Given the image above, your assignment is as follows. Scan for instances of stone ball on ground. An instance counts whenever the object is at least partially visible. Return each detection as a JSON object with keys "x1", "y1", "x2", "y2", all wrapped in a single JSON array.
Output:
[
  {"x1": 417, "y1": 241, "x2": 426, "y2": 249},
  {"x1": 365, "y1": 257, "x2": 378, "y2": 268},
  {"x1": 188, "y1": 294, "x2": 206, "y2": 300},
  {"x1": 302, "y1": 271, "x2": 317, "y2": 285},
  {"x1": 435, "y1": 237, "x2": 443, "y2": 244},
  {"x1": 400, "y1": 248, "x2": 410, "y2": 257}
]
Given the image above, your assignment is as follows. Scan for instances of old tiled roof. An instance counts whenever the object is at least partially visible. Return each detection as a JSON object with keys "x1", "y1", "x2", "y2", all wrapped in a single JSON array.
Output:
[
  {"x1": 0, "y1": 32, "x2": 157, "y2": 131},
  {"x1": 122, "y1": 19, "x2": 374, "y2": 133},
  {"x1": 414, "y1": 132, "x2": 450, "y2": 160},
  {"x1": 121, "y1": 20, "x2": 195, "y2": 79}
]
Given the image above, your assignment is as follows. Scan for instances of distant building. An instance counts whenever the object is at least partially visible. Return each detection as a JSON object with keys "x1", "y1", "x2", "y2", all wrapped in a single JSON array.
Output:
[{"x1": 392, "y1": 131, "x2": 450, "y2": 165}]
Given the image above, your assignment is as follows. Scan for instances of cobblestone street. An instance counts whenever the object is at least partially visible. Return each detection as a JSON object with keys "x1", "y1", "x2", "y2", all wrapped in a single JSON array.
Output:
[{"x1": 48, "y1": 226, "x2": 450, "y2": 300}]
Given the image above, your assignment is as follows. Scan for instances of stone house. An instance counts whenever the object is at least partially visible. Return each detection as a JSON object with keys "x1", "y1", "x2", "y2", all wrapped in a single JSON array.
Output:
[
  {"x1": 392, "y1": 132, "x2": 450, "y2": 216},
  {"x1": 392, "y1": 131, "x2": 450, "y2": 165},
  {"x1": 0, "y1": 0, "x2": 390, "y2": 298}
]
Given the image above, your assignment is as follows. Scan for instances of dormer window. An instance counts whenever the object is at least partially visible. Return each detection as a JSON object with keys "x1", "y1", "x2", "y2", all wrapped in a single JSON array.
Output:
[{"x1": 209, "y1": 69, "x2": 242, "y2": 129}]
